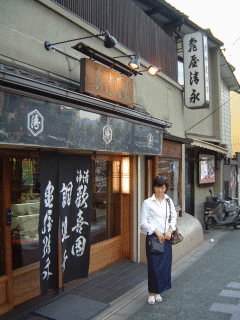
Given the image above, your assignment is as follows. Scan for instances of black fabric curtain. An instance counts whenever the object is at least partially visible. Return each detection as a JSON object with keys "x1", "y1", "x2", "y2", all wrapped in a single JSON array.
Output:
[
  {"x1": 39, "y1": 153, "x2": 92, "y2": 294},
  {"x1": 39, "y1": 153, "x2": 59, "y2": 295},
  {"x1": 59, "y1": 154, "x2": 92, "y2": 284}
]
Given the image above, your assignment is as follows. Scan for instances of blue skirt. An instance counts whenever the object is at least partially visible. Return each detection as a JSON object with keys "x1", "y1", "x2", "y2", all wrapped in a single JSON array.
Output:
[{"x1": 146, "y1": 234, "x2": 172, "y2": 294}]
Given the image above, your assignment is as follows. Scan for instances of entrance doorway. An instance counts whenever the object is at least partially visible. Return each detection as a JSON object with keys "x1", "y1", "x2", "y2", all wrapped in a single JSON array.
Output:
[
  {"x1": 185, "y1": 160, "x2": 194, "y2": 215},
  {"x1": 91, "y1": 160, "x2": 121, "y2": 244},
  {"x1": 145, "y1": 157, "x2": 154, "y2": 199},
  {"x1": 89, "y1": 156, "x2": 131, "y2": 273},
  {"x1": 0, "y1": 158, "x2": 5, "y2": 277},
  {"x1": 0, "y1": 152, "x2": 132, "y2": 315}
]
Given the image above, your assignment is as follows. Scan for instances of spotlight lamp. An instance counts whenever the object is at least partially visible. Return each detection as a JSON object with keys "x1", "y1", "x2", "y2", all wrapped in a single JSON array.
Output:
[
  {"x1": 114, "y1": 52, "x2": 159, "y2": 76},
  {"x1": 114, "y1": 51, "x2": 140, "y2": 70},
  {"x1": 147, "y1": 66, "x2": 159, "y2": 76},
  {"x1": 45, "y1": 28, "x2": 117, "y2": 51},
  {"x1": 129, "y1": 51, "x2": 140, "y2": 69},
  {"x1": 137, "y1": 65, "x2": 159, "y2": 76}
]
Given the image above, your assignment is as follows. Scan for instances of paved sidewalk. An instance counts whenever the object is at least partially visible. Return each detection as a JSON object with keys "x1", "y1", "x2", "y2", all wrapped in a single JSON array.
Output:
[
  {"x1": 93, "y1": 228, "x2": 240, "y2": 320},
  {"x1": 2, "y1": 228, "x2": 238, "y2": 320}
]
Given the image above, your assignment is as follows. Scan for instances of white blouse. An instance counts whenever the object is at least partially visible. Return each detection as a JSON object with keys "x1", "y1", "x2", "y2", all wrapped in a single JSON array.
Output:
[{"x1": 140, "y1": 193, "x2": 177, "y2": 235}]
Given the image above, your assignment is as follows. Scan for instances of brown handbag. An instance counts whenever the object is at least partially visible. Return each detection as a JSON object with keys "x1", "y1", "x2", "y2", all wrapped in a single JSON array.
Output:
[
  {"x1": 166, "y1": 198, "x2": 184, "y2": 245},
  {"x1": 171, "y1": 228, "x2": 184, "y2": 245}
]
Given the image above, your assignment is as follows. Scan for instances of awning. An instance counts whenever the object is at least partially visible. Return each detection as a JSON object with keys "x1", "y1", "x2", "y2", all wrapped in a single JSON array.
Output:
[
  {"x1": 191, "y1": 138, "x2": 228, "y2": 154},
  {"x1": 220, "y1": 51, "x2": 240, "y2": 93}
]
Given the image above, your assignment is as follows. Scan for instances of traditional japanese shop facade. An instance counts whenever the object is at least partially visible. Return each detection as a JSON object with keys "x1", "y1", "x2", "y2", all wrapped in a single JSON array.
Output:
[
  {"x1": 0, "y1": 0, "x2": 192, "y2": 315},
  {"x1": 0, "y1": 58, "x2": 174, "y2": 312}
]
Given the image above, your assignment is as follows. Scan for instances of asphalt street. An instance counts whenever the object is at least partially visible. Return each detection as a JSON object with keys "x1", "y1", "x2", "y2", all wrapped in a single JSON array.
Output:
[{"x1": 128, "y1": 228, "x2": 240, "y2": 320}]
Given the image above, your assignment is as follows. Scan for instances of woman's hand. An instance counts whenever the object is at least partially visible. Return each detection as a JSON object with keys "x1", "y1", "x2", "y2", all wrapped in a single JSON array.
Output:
[
  {"x1": 164, "y1": 231, "x2": 172, "y2": 240},
  {"x1": 164, "y1": 226, "x2": 173, "y2": 240},
  {"x1": 155, "y1": 229, "x2": 165, "y2": 243}
]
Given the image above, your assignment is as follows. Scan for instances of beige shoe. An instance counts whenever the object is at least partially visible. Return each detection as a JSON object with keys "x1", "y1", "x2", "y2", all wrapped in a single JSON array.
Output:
[
  {"x1": 155, "y1": 294, "x2": 162, "y2": 302},
  {"x1": 148, "y1": 295, "x2": 155, "y2": 305}
]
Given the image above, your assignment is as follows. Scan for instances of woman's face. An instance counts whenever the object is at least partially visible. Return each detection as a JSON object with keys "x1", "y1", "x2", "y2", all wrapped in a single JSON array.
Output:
[{"x1": 154, "y1": 185, "x2": 166, "y2": 197}]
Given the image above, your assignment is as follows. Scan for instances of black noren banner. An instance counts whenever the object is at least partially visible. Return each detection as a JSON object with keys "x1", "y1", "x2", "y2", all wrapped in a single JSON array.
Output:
[
  {"x1": 59, "y1": 154, "x2": 92, "y2": 285},
  {"x1": 39, "y1": 153, "x2": 59, "y2": 295}
]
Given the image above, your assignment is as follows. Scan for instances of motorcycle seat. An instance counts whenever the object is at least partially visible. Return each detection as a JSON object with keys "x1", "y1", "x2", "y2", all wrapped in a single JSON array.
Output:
[
  {"x1": 225, "y1": 205, "x2": 238, "y2": 213},
  {"x1": 221, "y1": 215, "x2": 238, "y2": 224}
]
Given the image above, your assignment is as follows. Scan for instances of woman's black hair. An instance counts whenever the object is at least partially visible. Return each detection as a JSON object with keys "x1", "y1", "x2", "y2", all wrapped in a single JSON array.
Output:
[{"x1": 152, "y1": 175, "x2": 168, "y2": 192}]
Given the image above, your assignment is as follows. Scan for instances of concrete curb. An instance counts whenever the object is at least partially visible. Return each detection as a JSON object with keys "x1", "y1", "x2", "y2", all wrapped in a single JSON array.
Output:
[{"x1": 92, "y1": 280, "x2": 148, "y2": 320}]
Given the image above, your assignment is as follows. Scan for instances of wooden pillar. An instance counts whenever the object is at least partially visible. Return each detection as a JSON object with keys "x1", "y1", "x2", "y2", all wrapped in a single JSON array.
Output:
[
  {"x1": 121, "y1": 194, "x2": 131, "y2": 259},
  {"x1": 179, "y1": 158, "x2": 183, "y2": 217},
  {"x1": 3, "y1": 157, "x2": 13, "y2": 310},
  {"x1": 153, "y1": 156, "x2": 158, "y2": 178}
]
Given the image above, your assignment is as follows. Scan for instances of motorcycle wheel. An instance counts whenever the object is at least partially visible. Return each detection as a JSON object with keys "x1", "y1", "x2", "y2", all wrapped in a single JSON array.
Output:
[
  {"x1": 204, "y1": 215, "x2": 209, "y2": 230},
  {"x1": 206, "y1": 217, "x2": 215, "y2": 230},
  {"x1": 233, "y1": 218, "x2": 240, "y2": 229}
]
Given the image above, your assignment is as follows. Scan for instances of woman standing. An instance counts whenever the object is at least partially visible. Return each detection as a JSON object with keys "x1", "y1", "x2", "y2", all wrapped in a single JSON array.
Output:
[{"x1": 140, "y1": 176, "x2": 177, "y2": 305}]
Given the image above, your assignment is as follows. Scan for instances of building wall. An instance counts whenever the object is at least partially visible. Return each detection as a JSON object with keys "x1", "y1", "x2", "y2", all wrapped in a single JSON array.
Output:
[
  {"x1": 0, "y1": 0, "x2": 185, "y2": 140},
  {"x1": 210, "y1": 48, "x2": 222, "y2": 141},
  {"x1": 231, "y1": 93, "x2": 240, "y2": 156},
  {"x1": 133, "y1": 74, "x2": 184, "y2": 138},
  {"x1": 221, "y1": 79, "x2": 232, "y2": 157},
  {"x1": 50, "y1": 0, "x2": 179, "y2": 81},
  {"x1": 183, "y1": 47, "x2": 221, "y2": 140}
]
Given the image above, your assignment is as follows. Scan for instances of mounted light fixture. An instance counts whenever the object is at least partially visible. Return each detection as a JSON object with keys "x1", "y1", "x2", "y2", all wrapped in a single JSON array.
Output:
[
  {"x1": 146, "y1": 66, "x2": 159, "y2": 76},
  {"x1": 121, "y1": 157, "x2": 130, "y2": 194},
  {"x1": 45, "y1": 28, "x2": 117, "y2": 51},
  {"x1": 137, "y1": 65, "x2": 160, "y2": 76},
  {"x1": 114, "y1": 51, "x2": 140, "y2": 70},
  {"x1": 114, "y1": 51, "x2": 159, "y2": 76},
  {"x1": 72, "y1": 43, "x2": 142, "y2": 77},
  {"x1": 129, "y1": 51, "x2": 140, "y2": 69}
]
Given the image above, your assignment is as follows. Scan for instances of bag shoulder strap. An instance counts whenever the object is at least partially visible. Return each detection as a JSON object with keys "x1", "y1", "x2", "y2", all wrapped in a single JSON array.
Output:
[{"x1": 166, "y1": 198, "x2": 171, "y2": 223}]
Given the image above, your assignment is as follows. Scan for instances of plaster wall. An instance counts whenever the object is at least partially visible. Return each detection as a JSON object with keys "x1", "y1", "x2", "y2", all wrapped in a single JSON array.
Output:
[
  {"x1": 0, "y1": 0, "x2": 102, "y2": 81},
  {"x1": 183, "y1": 47, "x2": 221, "y2": 140},
  {"x1": 221, "y1": 79, "x2": 231, "y2": 157},
  {"x1": 210, "y1": 48, "x2": 222, "y2": 141},
  {"x1": 133, "y1": 74, "x2": 184, "y2": 138}
]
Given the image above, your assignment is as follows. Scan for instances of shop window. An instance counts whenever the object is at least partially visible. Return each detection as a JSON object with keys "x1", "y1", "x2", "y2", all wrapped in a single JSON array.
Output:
[
  {"x1": 10, "y1": 158, "x2": 40, "y2": 270},
  {"x1": 9, "y1": 157, "x2": 122, "y2": 268},
  {"x1": 178, "y1": 60, "x2": 184, "y2": 86},
  {"x1": 113, "y1": 161, "x2": 120, "y2": 193},
  {"x1": 158, "y1": 160, "x2": 179, "y2": 206},
  {"x1": 91, "y1": 160, "x2": 121, "y2": 244}
]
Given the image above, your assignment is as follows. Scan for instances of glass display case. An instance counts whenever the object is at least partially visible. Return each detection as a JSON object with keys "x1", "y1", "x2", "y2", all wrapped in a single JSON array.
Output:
[
  {"x1": 91, "y1": 160, "x2": 121, "y2": 245},
  {"x1": 10, "y1": 158, "x2": 40, "y2": 270},
  {"x1": 11, "y1": 202, "x2": 40, "y2": 241}
]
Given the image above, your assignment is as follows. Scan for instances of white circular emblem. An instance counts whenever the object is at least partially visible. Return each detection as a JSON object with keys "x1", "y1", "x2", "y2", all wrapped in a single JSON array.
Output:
[
  {"x1": 27, "y1": 109, "x2": 44, "y2": 136},
  {"x1": 147, "y1": 133, "x2": 154, "y2": 149},
  {"x1": 103, "y1": 124, "x2": 112, "y2": 144}
]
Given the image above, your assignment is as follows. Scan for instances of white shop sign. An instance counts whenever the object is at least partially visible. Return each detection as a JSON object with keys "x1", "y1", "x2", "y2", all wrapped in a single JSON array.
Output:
[{"x1": 183, "y1": 32, "x2": 210, "y2": 109}]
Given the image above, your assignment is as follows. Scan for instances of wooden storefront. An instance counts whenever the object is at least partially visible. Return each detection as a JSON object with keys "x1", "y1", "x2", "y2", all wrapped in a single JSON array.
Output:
[
  {"x1": 0, "y1": 150, "x2": 134, "y2": 314},
  {"x1": 0, "y1": 55, "x2": 167, "y2": 314}
]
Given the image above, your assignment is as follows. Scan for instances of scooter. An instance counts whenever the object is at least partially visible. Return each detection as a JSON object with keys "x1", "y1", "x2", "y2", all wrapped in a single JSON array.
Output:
[
  {"x1": 209, "y1": 189, "x2": 239, "y2": 214},
  {"x1": 204, "y1": 189, "x2": 240, "y2": 230}
]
